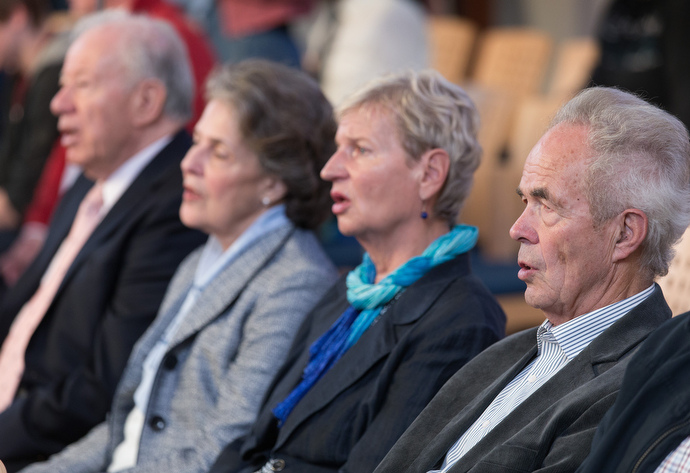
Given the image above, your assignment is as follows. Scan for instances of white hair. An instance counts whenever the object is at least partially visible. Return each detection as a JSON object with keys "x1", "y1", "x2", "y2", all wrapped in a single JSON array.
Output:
[
  {"x1": 551, "y1": 87, "x2": 690, "y2": 278},
  {"x1": 71, "y1": 10, "x2": 194, "y2": 122}
]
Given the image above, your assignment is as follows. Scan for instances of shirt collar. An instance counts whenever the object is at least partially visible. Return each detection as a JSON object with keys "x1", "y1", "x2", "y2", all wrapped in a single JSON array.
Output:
[
  {"x1": 194, "y1": 204, "x2": 290, "y2": 289},
  {"x1": 99, "y1": 135, "x2": 173, "y2": 212},
  {"x1": 536, "y1": 284, "x2": 656, "y2": 360}
]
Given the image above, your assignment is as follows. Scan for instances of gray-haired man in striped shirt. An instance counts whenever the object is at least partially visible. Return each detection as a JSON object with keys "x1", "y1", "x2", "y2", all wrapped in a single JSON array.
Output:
[{"x1": 375, "y1": 86, "x2": 690, "y2": 473}]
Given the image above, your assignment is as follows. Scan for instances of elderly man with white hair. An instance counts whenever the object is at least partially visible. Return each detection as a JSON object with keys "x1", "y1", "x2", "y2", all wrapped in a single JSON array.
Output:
[
  {"x1": 0, "y1": 11, "x2": 205, "y2": 470},
  {"x1": 374, "y1": 87, "x2": 690, "y2": 473}
]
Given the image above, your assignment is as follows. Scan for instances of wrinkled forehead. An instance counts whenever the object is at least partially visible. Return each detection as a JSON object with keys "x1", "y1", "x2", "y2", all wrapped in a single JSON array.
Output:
[
  {"x1": 521, "y1": 123, "x2": 593, "y2": 198},
  {"x1": 64, "y1": 27, "x2": 127, "y2": 79}
]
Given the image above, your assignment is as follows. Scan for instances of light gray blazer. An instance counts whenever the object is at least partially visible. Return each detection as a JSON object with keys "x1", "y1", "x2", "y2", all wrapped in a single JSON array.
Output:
[
  {"x1": 23, "y1": 223, "x2": 337, "y2": 473},
  {"x1": 374, "y1": 284, "x2": 671, "y2": 473}
]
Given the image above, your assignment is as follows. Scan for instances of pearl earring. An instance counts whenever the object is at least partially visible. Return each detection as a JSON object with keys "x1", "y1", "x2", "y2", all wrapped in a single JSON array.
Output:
[{"x1": 262, "y1": 197, "x2": 271, "y2": 206}]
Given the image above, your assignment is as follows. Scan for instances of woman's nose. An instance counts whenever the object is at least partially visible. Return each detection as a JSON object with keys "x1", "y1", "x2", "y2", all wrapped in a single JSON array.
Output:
[{"x1": 321, "y1": 148, "x2": 347, "y2": 182}]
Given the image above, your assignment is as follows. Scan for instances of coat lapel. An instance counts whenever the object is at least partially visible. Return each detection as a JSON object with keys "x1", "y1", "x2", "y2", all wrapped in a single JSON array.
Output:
[
  {"x1": 417, "y1": 341, "x2": 538, "y2": 472},
  {"x1": 113, "y1": 224, "x2": 295, "y2": 412},
  {"x1": 275, "y1": 254, "x2": 474, "y2": 449},
  {"x1": 57, "y1": 132, "x2": 190, "y2": 294},
  {"x1": 25, "y1": 176, "x2": 92, "y2": 286},
  {"x1": 167, "y1": 224, "x2": 294, "y2": 348},
  {"x1": 444, "y1": 285, "x2": 670, "y2": 472},
  {"x1": 113, "y1": 253, "x2": 198, "y2": 404}
]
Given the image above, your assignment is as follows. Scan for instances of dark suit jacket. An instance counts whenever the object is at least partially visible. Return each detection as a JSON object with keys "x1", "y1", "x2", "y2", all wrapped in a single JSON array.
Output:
[
  {"x1": 0, "y1": 130, "x2": 206, "y2": 464},
  {"x1": 210, "y1": 252, "x2": 506, "y2": 473},
  {"x1": 374, "y1": 284, "x2": 671, "y2": 473},
  {"x1": 576, "y1": 310, "x2": 690, "y2": 473}
]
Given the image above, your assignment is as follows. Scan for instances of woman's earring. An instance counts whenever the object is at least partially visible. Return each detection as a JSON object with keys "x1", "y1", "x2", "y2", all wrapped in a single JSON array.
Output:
[
  {"x1": 262, "y1": 197, "x2": 271, "y2": 207},
  {"x1": 421, "y1": 202, "x2": 428, "y2": 219}
]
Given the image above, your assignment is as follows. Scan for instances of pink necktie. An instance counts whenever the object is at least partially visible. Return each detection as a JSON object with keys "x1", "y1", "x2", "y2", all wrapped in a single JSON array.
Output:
[{"x1": 0, "y1": 182, "x2": 105, "y2": 411}]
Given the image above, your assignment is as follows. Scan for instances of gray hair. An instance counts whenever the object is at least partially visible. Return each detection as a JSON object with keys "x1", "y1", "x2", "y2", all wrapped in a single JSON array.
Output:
[
  {"x1": 551, "y1": 87, "x2": 690, "y2": 279},
  {"x1": 337, "y1": 70, "x2": 481, "y2": 226},
  {"x1": 71, "y1": 10, "x2": 194, "y2": 122}
]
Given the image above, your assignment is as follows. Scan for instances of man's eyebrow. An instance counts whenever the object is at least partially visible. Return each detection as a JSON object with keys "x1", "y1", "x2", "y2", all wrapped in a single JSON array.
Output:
[
  {"x1": 515, "y1": 187, "x2": 549, "y2": 199},
  {"x1": 531, "y1": 187, "x2": 549, "y2": 200},
  {"x1": 516, "y1": 187, "x2": 557, "y2": 205}
]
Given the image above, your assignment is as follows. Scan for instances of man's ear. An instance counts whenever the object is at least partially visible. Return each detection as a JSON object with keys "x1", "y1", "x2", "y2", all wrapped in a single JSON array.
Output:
[
  {"x1": 418, "y1": 148, "x2": 450, "y2": 202},
  {"x1": 612, "y1": 208, "x2": 647, "y2": 262},
  {"x1": 130, "y1": 78, "x2": 167, "y2": 127}
]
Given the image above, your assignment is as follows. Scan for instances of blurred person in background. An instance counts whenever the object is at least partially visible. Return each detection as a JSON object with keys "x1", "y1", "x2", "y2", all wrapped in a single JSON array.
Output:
[
  {"x1": 302, "y1": 0, "x2": 428, "y2": 105},
  {"x1": 0, "y1": 0, "x2": 69, "y2": 239},
  {"x1": 208, "y1": 70, "x2": 505, "y2": 473},
  {"x1": 591, "y1": 0, "x2": 690, "y2": 129},
  {"x1": 171, "y1": 0, "x2": 313, "y2": 68},
  {"x1": 19, "y1": 60, "x2": 339, "y2": 473},
  {"x1": 67, "y1": 0, "x2": 215, "y2": 126},
  {"x1": 0, "y1": 12, "x2": 206, "y2": 470}
]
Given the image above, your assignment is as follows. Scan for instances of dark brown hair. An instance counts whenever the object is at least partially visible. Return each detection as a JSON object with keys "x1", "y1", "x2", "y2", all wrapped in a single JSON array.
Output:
[{"x1": 205, "y1": 60, "x2": 336, "y2": 229}]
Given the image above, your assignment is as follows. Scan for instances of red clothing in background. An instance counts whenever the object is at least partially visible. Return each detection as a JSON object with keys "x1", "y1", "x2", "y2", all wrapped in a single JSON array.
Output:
[
  {"x1": 219, "y1": 0, "x2": 315, "y2": 37},
  {"x1": 23, "y1": 141, "x2": 66, "y2": 226}
]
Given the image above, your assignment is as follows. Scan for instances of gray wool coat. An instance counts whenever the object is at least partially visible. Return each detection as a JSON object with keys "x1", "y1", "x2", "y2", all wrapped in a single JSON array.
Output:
[{"x1": 22, "y1": 223, "x2": 337, "y2": 473}]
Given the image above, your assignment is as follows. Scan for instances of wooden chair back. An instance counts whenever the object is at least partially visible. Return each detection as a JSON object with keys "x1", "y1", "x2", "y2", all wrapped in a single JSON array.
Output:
[
  {"x1": 548, "y1": 37, "x2": 600, "y2": 98},
  {"x1": 428, "y1": 15, "x2": 478, "y2": 84},
  {"x1": 471, "y1": 28, "x2": 553, "y2": 98}
]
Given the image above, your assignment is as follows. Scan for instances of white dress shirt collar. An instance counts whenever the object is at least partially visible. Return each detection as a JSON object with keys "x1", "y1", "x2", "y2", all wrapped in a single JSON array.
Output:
[{"x1": 99, "y1": 134, "x2": 173, "y2": 213}]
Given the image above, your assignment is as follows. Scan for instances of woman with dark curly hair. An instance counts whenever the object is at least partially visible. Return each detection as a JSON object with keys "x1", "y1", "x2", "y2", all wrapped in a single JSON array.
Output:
[{"x1": 21, "y1": 60, "x2": 339, "y2": 473}]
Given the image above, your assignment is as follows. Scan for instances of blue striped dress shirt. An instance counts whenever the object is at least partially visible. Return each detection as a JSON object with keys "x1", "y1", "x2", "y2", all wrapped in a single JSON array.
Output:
[{"x1": 432, "y1": 284, "x2": 656, "y2": 473}]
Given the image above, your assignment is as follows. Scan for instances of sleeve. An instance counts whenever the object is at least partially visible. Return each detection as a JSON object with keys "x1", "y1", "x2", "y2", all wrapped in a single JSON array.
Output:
[
  {"x1": 337, "y1": 323, "x2": 502, "y2": 473},
  {"x1": 18, "y1": 421, "x2": 111, "y2": 473},
  {"x1": 119, "y1": 262, "x2": 337, "y2": 473},
  {"x1": 19, "y1": 190, "x2": 206, "y2": 452}
]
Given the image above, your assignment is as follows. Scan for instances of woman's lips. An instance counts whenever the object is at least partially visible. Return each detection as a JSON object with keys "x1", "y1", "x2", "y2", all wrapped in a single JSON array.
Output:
[
  {"x1": 182, "y1": 186, "x2": 202, "y2": 201},
  {"x1": 330, "y1": 191, "x2": 350, "y2": 215}
]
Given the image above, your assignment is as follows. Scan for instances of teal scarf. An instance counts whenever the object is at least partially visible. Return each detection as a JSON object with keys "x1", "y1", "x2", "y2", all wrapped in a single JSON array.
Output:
[{"x1": 273, "y1": 224, "x2": 478, "y2": 424}]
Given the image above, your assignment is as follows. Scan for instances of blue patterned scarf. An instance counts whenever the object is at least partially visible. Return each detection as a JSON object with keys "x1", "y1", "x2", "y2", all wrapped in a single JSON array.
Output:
[{"x1": 272, "y1": 224, "x2": 478, "y2": 425}]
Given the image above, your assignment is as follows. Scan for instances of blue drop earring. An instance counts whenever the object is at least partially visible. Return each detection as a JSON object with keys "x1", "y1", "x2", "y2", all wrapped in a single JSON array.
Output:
[{"x1": 421, "y1": 211, "x2": 428, "y2": 219}]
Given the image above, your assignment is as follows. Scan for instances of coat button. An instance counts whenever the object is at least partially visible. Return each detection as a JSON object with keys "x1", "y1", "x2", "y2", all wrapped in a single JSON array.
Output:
[
  {"x1": 150, "y1": 416, "x2": 166, "y2": 431},
  {"x1": 163, "y1": 354, "x2": 178, "y2": 370}
]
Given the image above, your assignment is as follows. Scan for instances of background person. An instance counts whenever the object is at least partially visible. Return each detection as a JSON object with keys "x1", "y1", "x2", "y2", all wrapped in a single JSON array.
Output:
[
  {"x1": 19, "y1": 60, "x2": 339, "y2": 473},
  {"x1": 0, "y1": 0, "x2": 68, "y2": 234},
  {"x1": 0, "y1": 12, "x2": 207, "y2": 470},
  {"x1": 209, "y1": 70, "x2": 506, "y2": 473},
  {"x1": 373, "y1": 86, "x2": 690, "y2": 473}
]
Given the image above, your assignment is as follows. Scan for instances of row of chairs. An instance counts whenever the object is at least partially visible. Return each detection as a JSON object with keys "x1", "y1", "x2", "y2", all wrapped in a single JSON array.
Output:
[
  {"x1": 428, "y1": 17, "x2": 690, "y2": 321},
  {"x1": 428, "y1": 17, "x2": 600, "y2": 261},
  {"x1": 427, "y1": 18, "x2": 600, "y2": 330}
]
